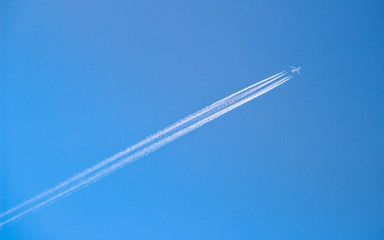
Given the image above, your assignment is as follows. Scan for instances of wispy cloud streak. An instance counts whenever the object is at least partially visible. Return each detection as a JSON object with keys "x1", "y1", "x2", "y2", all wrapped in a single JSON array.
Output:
[{"x1": 0, "y1": 70, "x2": 293, "y2": 227}]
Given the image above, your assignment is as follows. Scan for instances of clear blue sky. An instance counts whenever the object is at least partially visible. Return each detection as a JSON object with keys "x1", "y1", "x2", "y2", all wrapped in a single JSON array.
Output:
[{"x1": 1, "y1": 0, "x2": 384, "y2": 239}]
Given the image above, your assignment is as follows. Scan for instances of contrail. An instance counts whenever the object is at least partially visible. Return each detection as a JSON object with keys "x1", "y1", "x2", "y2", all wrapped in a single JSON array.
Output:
[
  {"x1": 0, "y1": 71, "x2": 287, "y2": 218},
  {"x1": 0, "y1": 70, "x2": 293, "y2": 227},
  {"x1": 0, "y1": 70, "x2": 287, "y2": 221}
]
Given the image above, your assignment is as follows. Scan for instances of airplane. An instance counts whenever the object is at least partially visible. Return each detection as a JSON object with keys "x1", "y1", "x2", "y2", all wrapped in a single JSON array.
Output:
[{"x1": 289, "y1": 66, "x2": 301, "y2": 75}]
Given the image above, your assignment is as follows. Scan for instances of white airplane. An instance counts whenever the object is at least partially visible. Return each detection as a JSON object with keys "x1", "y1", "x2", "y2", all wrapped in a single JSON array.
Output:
[{"x1": 289, "y1": 66, "x2": 301, "y2": 75}]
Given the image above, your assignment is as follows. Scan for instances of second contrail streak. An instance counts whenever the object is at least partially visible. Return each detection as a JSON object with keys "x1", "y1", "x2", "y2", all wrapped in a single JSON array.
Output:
[{"x1": 0, "y1": 70, "x2": 294, "y2": 227}]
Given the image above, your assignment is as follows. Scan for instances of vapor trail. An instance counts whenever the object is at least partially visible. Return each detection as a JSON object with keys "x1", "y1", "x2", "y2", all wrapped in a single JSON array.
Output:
[
  {"x1": 0, "y1": 71, "x2": 287, "y2": 219},
  {"x1": 0, "y1": 71, "x2": 292, "y2": 227},
  {"x1": 0, "y1": 71, "x2": 287, "y2": 221}
]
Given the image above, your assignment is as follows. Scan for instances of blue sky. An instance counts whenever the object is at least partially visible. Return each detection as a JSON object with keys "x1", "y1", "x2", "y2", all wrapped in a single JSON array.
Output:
[{"x1": 1, "y1": 0, "x2": 384, "y2": 239}]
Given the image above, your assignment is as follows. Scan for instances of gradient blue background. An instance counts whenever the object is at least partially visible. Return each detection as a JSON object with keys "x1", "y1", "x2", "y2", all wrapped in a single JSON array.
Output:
[{"x1": 1, "y1": 1, "x2": 384, "y2": 239}]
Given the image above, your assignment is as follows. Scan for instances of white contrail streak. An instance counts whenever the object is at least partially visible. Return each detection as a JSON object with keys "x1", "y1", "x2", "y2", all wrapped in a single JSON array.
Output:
[
  {"x1": 0, "y1": 71, "x2": 293, "y2": 227},
  {"x1": 0, "y1": 71, "x2": 287, "y2": 218},
  {"x1": 0, "y1": 71, "x2": 287, "y2": 221}
]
